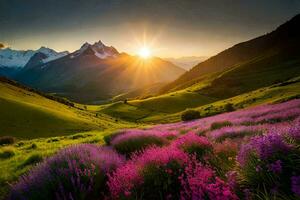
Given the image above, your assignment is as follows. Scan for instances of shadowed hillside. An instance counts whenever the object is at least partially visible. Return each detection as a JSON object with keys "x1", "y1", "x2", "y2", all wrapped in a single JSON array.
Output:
[{"x1": 162, "y1": 14, "x2": 300, "y2": 93}]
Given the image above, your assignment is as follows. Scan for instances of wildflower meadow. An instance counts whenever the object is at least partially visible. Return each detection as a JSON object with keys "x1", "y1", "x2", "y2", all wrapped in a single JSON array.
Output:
[{"x1": 10, "y1": 99, "x2": 300, "y2": 199}]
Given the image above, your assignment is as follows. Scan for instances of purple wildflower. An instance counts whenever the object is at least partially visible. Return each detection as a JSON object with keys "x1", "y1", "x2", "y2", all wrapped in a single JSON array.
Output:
[
  {"x1": 10, "y1": 144, "x2": 125, "y2": 200},
  {"x1": 111, "y1": 129, "x2": 177, "y2": 145},
  {"x1": 291, "y1": 176, "x2": 300, "y2": 197},
  {"x1": 288, "y1": 118, "x2": 300, "y2": 141},
  {"x1": 268, "y1": 160, "x2": 282, "y2": 174},
  {"x1": 108, "y1": 146, "x2": 189, "y2": 198},
  {"x1": 180, "y1": 156, "x2": 238, "y2": 200},
  {"x1": 238, "y1": 132, "x2": 292, "y2": 166},
  {"x1": 171, "y1": 132, "x2": 212, "y2": 151}
]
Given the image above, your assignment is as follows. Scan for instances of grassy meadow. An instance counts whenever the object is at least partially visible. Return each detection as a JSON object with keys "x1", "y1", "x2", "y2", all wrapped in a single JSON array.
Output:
[
  {"x1": 1, "y1": 73, "x2": 300, "y2": 199},
  {"x1": 4, "y1": 99, "x2": 300, "y2": 199}
]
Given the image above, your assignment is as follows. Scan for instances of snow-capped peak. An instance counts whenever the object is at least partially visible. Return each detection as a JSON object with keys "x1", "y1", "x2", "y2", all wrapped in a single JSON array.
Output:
[
  {"x1": 93, "y1": 40, "x2": 104, "y2": 48},
  {"x1": 36, "y1": 47, "x2": 68, "y2": 63},
  {"x1": 72, "y1": 40, "x2": 119, "y2": 59},
  {"x1": 81, "y1": 42, "x2": 91, "y2": 49},
  {"x1": 0, "y1": 47, "x2": 68, "y2": 68}
]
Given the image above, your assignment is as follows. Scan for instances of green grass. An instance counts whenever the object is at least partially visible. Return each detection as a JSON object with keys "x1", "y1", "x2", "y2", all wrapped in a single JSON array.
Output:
[
  {"x1": 0, "y1": 81, "x2": 133, "y2": 138},
  {"x1": 210, "y1": 121, "x2": 233, "y2": 130},
  {"x1": 101, "y1": 90, "x2": 218, "y2": 122},
  {"x1": 99, "y1": 76, "x2": 300, "y2": 124},
  {"x1": 157, "y1": 77, "x2": 300, "y2": 123}
]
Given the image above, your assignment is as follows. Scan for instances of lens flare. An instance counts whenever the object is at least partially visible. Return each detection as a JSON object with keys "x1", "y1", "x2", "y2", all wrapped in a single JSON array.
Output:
[{"x1": 138, "y1": 47, "x2": 151, "y2": 59}]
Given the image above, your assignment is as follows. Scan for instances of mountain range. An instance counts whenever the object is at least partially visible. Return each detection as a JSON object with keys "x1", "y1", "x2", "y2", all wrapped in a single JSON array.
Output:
[
  {"x1": 0, "y1": 47, "x2": 68, "y2": 68},
  {"x1": 0, "y1": 47, "x2": 68, "y2": 79},
  {"x1": 0, "y1": 41, "x2": 184, "y2": 103}
]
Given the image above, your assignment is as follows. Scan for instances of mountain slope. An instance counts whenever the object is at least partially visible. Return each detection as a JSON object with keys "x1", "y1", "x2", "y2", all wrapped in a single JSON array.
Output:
[
  {"x1": 16, "y1": 41, "x2": 185, "y2": 103},
  {"x1": 199, "y1": 48, "x2": 300, "y2": 99},
  {"x1": 0, "y1": 77, "x2": 129, "y2": 138},
  {"x1": 162, "y1": 14, "x2": 300, "y2": 93}
]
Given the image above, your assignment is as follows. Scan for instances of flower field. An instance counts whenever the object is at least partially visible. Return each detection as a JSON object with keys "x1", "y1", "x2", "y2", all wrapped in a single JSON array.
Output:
[{"x1": 10, "y1": 99, "x2": 300, "y2": 200}]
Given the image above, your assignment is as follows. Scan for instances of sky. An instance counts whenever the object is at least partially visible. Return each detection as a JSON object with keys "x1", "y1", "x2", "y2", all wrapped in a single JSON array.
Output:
[{"x1": 1, "y1": 0, "x2": 300, "y2": 57}]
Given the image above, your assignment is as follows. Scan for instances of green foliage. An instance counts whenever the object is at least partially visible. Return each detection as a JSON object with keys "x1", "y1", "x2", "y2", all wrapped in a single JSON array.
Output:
[
  {"x1": 30, "y1": 143, "x2": 37, "y2": 149},
  {"x1": 239, "y1": 150, "x2": 300, "y2": 198},
  {"x1": 0, "y1": 136, "x2": 15, "y2": 146},
  {"x1": 210, "y1": 155, "x2": 236, "y2": 179},
  {"x1": 137, "y1": 161, "x2": 182, "y2": 200},
  {"x1": 183, "y1": 144, "x2": 213, "y2": 161},
  {"x1": 113, "y1": 136, "x2": 165, "y2": 156},
  {"x1": 179, "y1": 129, "x2": 189, "y2": 134},
  {"x1": 216, "y1": 131, "x2": 260, "y2": 143},
  {"x1": 70, "y1": 133, "x2": 92, "y2": 140},
  {"x1": 225, "y1": 103, "x2": 235, "y2": 112},
  {"x1": 210, "y1": 121, "x2": 233, "y2": 130},
  {"x1": 16, "y1": 142, "x2": 25, "y2": 147},
  {"x1": 103, "y1": 131, "x2": 123, "y2": 145},
  {"x1": 0, "y1": 148, "x2": 15, "y2": 159},
  {"x1": 22, "y1": 154, "x2": 43, "y2": 167},
  {"x1": 208, "y1": 142, "x2": 238, "y2": 178},
  {"x1": 47, "y1": 138, "x2": 59, "y2": 143},
  {"x1": 181, "y1": 109, "x2": 201, "y2": 121}
]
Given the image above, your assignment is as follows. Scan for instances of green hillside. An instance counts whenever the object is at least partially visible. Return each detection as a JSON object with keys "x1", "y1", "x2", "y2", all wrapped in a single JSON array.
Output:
[
  {"x1": 200, "y1": 49, "x2": 300, "y2": 99},
  {"x1": 0, "y1": 78, "x2": 131, "y2": 138},
  {"x1": 100, "y1": 76, "x2": 300, "y2": 123},
  {"x1": 101, "y1": 90, "x2": 218, "y2": 122}
]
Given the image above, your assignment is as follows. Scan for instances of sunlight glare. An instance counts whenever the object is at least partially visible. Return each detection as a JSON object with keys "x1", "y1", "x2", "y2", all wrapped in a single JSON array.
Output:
[{"x1": 138, "y1": 47, "x2": 151, "y2": 59}]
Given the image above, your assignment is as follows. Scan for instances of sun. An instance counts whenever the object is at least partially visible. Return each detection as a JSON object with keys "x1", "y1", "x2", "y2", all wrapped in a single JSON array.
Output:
[{"x1": 138, "y1": 47, "x2": 151, "y2": 59}]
